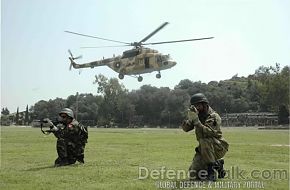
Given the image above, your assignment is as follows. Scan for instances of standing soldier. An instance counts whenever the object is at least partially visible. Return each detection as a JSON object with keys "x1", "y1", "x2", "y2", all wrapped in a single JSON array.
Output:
[
  {"x1": 181, "y1": 93, "x2": 229, "y2": 181},
  {"x1": 47, "y1": 108, "x2": 88, "y2": 167}
]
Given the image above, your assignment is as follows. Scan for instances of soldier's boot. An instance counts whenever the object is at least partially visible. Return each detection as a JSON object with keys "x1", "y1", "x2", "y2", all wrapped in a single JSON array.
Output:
[
  {"x1": 216, "y1": 159, "x2": 226, "y2": 179},
  {"x1": 207, "y1": 163, "x2": 217, "y2": 181},
  {"x1": 54, "y1": 157, "x2": 61, "y2": 167},
  {"x1": 54, "y1": 157, "x2": 69, "y2": 167},
  {"x1": 65, "y1": 153, "x2": 77, "y2": 165},
  {"x1": 77, "y1": 155, "x2": 84, "y2": 164},
  {"x1": 67, "y1": 157, "x2": 77, "y2": 165}
]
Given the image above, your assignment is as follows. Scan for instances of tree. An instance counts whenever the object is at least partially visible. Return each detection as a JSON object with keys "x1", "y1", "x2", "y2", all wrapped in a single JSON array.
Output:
[
  {"x1": 1, "y1": 107, "x2": 10, "y2": 115},
  {"x1": 175, "y1": 80, "x2": 208, "y2": 96},
  {"x1": 93, "y1": 74, "x2": 128, "y2": 126},
  {"x1": 161, "y1": 89, "x2": 190, "y2": 126},
  {"x1": 27, "y1": 63, "x2": 289, "y2": 127},
  {"x1": 0, "y1": 115, "x2": 11, "y2": 126},
  {"x1": 116, "y1": 92, "x2": 135, "y2": 126},
  {"x1": 67, "y1": 93, "x2": 103, "y2": 126},
  {"x1": 30, "y1": 100, "x2": 49, "y2": 119},
  {"x1": 15, "y1": 107, "x2": 19, "y2": 125},
  {"x1": 278, "y1": 105, "x2": 289, "y2": 125},
  {"x1": 129, "y1": 85, "x2": 170, "y2": 126},
  {"x1": 253, "y1": 64, "x2": 289, "y2": 112},
  {"x1": 66, "y1": 95, "x2": 77, "y2": 108},
  {"x1": 25, "y1": 105, "x2": 29, "y2": 125},
  {"x1": 205, "y1": 83, "x2": 231, "y2": 113},
  {"x1": 30, "y1": 98, "x2": 65, "y2": 120}
]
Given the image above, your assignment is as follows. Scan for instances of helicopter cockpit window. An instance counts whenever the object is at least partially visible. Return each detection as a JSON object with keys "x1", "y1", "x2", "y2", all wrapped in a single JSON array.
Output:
[
  {"x1": 156, "y1": 55, "x2": 162, "y2": 63},
  {"x1": 161, "y1": 55, "x2": 170, "y2": 61},
  {"x1": 122, "y1": 49, "x2": 139, "y2": 58}
]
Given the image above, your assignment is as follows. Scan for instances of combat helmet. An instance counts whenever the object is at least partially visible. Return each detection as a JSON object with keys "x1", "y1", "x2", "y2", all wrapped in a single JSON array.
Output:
[
  {"x1": 190, "y1": 93, "x2": 209, "y2": 105},
  {"x1": 59, "y1": 108, "x2": 74, "y2": 119}
]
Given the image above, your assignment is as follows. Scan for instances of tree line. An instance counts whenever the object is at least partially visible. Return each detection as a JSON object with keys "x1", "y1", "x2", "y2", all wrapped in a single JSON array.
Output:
[{"x1": 1, "y1": 64, "x2": 289, "y2": 127}]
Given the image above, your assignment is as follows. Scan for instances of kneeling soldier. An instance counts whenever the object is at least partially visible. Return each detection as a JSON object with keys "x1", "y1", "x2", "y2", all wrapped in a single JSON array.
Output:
[{"x1": 47, "y1": 108, "x2": 88, "y2": 167}]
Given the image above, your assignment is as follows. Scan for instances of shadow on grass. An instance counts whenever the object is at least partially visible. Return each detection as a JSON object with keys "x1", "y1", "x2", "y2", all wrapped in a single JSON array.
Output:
[
  {"x1": 25, "y1": 165, "x2": 56, "y2": 171},
  {"x1": 25, "y1": 163, "x2": 84, "y2": 171}
]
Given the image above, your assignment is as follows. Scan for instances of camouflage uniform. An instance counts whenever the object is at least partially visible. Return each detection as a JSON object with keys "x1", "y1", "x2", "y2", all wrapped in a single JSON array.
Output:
[
  {"x1": 53, "y1": 119, "x2": 87, "y2": 166},
  {"x1": 182, "y1": 106, "x2": 229, "y2": 180}
]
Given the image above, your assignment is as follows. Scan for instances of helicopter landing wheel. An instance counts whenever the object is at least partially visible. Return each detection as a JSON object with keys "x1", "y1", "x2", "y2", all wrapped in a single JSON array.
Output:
[
  {"x1": 156, "y1": 73, "x2": 161, "y2": 79},
  {"x1": 118, "y1": 73, "x2": 124, "y2": 79},
  {"x1": 137, "y1": 76, "x2": 143, "y2": 82}
]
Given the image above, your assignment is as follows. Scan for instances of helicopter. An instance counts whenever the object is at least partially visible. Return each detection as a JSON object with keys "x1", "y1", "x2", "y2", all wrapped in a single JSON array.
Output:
[{"x1": 65, "y1": 22, "x2": 213, "y2": 82}]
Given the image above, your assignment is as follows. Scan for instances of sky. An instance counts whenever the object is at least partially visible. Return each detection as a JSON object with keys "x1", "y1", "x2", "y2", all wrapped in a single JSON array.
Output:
[{"x1": 1, "y1": 0, "x2": 290, "y2": 112}]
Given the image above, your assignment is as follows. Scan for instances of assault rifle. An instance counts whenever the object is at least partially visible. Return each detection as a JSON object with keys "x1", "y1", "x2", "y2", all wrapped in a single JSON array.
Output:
[{"x1": 35, "y1": 118, "x2": 60, "y2": 135}]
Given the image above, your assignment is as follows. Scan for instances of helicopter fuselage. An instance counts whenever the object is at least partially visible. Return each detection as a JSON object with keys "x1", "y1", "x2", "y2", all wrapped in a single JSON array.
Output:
[
  {"x1": 70, "y1": 47, "x2": 176, "y2": 81},
  {"x1": 109, "y1": 48, "x2": 176, "y2": 75}
]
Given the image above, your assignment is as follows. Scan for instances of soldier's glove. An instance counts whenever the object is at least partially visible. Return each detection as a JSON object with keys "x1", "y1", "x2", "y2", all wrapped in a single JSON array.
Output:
[
  {"x1": 43, "y1": 118, "x2": 54, "y2": 127},
  {"x1": 187, "y1": 106, "x2": 201, "y2": 126},
  {"x1": 181, "y1": 120, "x2": 194, "y2": 132},
  {"x1": 43, "y1": 118, "x2": 58, "y2": 132},
  {"x1": 50, "y1": 125, "x2": 59, "y2": 132}
]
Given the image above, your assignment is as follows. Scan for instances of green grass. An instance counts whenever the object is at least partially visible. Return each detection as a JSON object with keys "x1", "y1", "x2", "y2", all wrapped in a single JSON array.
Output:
[{"x1": 0, "y1": 127, "x2": 289, "y2": 190}]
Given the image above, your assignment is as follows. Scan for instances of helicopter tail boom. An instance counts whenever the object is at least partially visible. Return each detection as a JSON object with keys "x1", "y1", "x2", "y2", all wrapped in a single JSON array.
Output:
[
  {"x1": 69, "y1": 56, "x2": 120, "y2": 69},
  {"x1": 68, "y1": 49, "x2": 120, "y2": 70}
]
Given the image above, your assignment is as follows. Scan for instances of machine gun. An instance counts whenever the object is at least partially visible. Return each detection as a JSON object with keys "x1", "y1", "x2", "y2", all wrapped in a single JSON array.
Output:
[{"x1": 35, "y1": 118, "x2": 60, "y2": 135}]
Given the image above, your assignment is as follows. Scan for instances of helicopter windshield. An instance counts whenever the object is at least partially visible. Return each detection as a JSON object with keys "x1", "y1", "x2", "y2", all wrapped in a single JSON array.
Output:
[
  {"x1": 156, "y1": 54, "x2": 171, "y2": 62},
  {"x1": 161, "y1": 54, "x2": 170, "y2": 60}
]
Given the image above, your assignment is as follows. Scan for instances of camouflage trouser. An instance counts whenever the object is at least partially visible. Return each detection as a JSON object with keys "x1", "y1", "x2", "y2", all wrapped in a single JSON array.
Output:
[
  {"x1": 189, "y1": 137, "x2": 228, "y2": 179},
  {"x1": 55, "y1": 138, "x2": 85, "y2": 165}
]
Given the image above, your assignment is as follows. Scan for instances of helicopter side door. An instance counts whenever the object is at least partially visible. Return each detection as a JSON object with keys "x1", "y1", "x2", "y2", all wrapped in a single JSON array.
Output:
[{"x1": 144, "y1": 57, "x2": 150, "y2": 69}]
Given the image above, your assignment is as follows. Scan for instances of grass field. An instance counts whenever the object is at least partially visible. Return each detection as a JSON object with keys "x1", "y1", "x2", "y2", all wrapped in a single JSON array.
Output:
[{"x1": 0, "y1": 126, "x2": 289, "y2": 190}]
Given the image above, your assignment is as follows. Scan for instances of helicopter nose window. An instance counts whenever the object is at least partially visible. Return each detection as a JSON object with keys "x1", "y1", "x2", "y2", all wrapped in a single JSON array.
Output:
[
  {"x1": 163, "y1": 61, "x2": 168, "y2": 65},
  {"x1": 161, "y1": 55, "x2": 169, "y2": 61},
  {"x1": 157, "y1": 56, "x2": 162, "y2": 63}
]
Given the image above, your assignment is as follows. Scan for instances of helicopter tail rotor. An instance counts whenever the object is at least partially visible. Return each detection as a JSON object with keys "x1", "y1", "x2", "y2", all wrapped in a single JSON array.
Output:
[
  {"x1": 68, "y1": 49, "x2": 82, "y2": 60},
  {"x1": 69, "y1": 59, "x2": 73, "y2": 70},
  {"x1": 68, "y1": 49, "x2": 82, "y2": 70}
]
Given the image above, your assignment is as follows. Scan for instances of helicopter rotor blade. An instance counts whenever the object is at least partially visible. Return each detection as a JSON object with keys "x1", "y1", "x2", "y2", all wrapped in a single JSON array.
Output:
[
  {"x1": 143, "y1": 37, "x2": 214, "y2": 45},
  {"x1": 138, "y1": 22, "x2": 169, "y2": 44},
  {"x1": 65, "y1": 31, "x2": 131, "y2": 45},
  {"x1": 74, "y1": 55, "x2": 83, "y2": 59},
  {"x1": 68, "y1": 49, "x2": 73, "y2": 57},
  {"x1": 80, "y1": 44, "x2": 132, "y2": 49}
]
